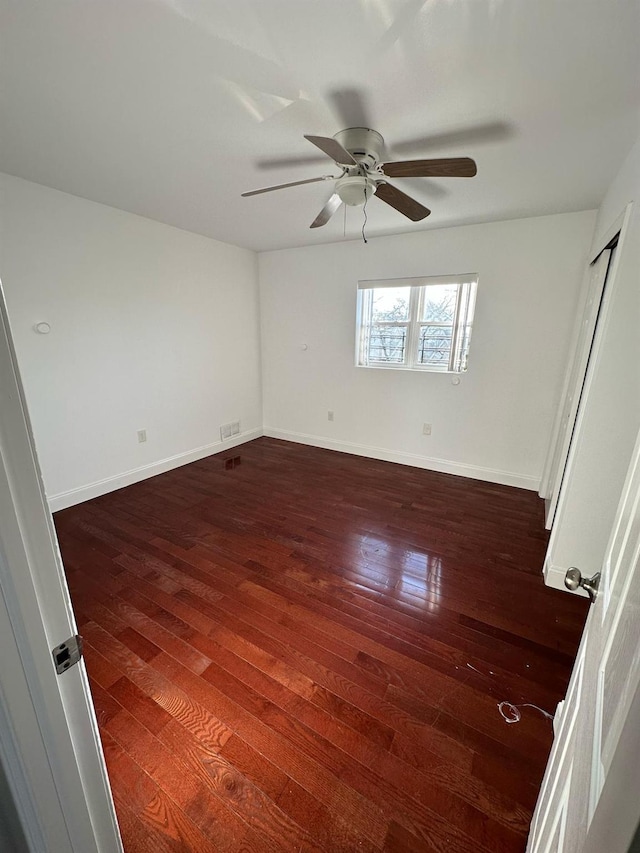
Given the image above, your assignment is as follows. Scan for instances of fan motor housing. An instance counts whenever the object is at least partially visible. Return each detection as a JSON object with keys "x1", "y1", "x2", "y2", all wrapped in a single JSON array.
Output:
[{"x1": 333, "y1": 127, "x2": 384, "y2": 170}]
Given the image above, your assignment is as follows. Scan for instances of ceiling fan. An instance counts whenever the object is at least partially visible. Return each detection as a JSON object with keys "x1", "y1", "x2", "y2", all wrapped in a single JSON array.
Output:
[{"x1": 241, "y1": 127, "x2": 477, "y2": 228}]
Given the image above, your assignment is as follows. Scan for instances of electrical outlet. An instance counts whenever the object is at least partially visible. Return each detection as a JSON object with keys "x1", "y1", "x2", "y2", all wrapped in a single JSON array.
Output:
[
  {"x1": 328, "y1": 411, "x2": 334, "y2": 422},
  {"x1": 137, "y1": 429, "x2": 147, "y2": 443},
  {"x1": 422, "y1": 423, "x2": 432, "y2": 436}
]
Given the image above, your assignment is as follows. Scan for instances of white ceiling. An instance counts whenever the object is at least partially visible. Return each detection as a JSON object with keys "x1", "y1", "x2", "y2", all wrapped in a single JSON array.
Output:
[{"x1": 1, "y1": 0, "x2": 639, "y2": 252}]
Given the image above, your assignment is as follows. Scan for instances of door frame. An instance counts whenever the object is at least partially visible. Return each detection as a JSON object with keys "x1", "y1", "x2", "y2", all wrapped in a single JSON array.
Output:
[
  {"x1": 539, "y1": 261, "x2": 592, "y2": 504},
  {"x1": 543, "y1": 203, "x2": 633, "y2": 591},
  {"x1": 540, "y1": 203, "x2": 631, "y2": 516},
  {"x1": 539, "y1": 248, "x2": 611, "y2": 527},
  {"x1": 0, "y1": 281, "x2": 122, "y2": 852}
]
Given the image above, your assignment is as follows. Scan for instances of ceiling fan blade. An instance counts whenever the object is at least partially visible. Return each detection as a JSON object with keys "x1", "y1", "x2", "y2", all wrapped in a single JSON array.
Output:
[
  {"x1": 310, "y1": 193, "x2": 342, "y2": 229},
  {"x1": 375, "y1": 182, "x2": 431, "y2": 221},
  {"x1": 382, "y1": 158, "x2": 477, "y2": 178},
  {"x1": 241, "y1": 175, "x2": 333, "y2": 197},
  {"x1": 304, "y1": 135, "x2": 357, "y2": 165}
]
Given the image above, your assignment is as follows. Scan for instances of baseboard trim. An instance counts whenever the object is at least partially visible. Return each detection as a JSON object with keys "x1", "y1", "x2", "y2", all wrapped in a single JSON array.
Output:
[
  {"x1": 263, "y1": 427, "x2": 540, "y2": 491},
  {"x1": 47, "y1": 428, "x2": 263, "y2": 512}
]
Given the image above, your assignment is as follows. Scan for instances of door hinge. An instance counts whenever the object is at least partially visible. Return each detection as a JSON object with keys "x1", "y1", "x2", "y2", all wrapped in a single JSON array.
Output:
[{"x1": 52, "y1": 634, "x2": 84, "y2": 675}]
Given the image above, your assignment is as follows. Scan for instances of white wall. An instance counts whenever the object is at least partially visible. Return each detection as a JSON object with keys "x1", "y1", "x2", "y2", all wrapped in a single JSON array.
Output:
[
  {"x1": 545, "y1": 130, "x2": 640, "y2": 589},
  {"x1": 0, "y1": 173, "x2": 600, "y2": 509},
  {"x1": 259, "y1": 211, "x2": 596, "y2": 489},
  {"x1": 0, "y1": 174, "x2": 262, "y2": 509}
]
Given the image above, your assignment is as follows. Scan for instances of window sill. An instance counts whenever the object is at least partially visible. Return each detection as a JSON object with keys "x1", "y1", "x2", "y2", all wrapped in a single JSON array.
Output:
[{"x1": 355, "y1": 363, "x2": 465, "y2": 375}]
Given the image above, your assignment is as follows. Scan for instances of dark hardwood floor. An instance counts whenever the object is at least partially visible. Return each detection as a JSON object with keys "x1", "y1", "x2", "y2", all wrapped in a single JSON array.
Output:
[{"x1": 54, "y1": 437, "x2": 589, "y2": 852}]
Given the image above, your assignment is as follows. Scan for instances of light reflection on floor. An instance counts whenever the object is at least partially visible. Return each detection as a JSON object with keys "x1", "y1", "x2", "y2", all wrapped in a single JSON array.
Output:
[{"x1": 350, "y1": 532, "x2": 444, "y2": 614}]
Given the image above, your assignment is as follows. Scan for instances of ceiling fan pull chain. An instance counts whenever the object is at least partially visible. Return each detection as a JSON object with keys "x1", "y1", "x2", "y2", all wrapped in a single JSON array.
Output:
[{"x1": 361, "y1": 185, "x2": 369, "y2": 244}]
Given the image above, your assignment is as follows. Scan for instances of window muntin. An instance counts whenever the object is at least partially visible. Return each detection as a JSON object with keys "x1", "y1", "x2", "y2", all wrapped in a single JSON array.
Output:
[{"x1": 356, "y1": 275, "x2": 477, "y2": 372}]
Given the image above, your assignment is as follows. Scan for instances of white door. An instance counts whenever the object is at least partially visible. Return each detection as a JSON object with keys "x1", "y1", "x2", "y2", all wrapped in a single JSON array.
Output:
[
  {"x1": 0, "y1": 283, "x2": 122, "y2": 852},
  {"x1": 542, "y1": 248, "x2": 611, "y2": 527},
  {"x1": 528, "y1": 424, "x2": 640, "y2": 852}
]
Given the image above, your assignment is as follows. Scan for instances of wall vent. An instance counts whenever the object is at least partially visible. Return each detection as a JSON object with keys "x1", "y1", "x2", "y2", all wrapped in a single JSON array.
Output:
[{"x1": 220, "y1": 421, "x2": 241, "y2": 441}]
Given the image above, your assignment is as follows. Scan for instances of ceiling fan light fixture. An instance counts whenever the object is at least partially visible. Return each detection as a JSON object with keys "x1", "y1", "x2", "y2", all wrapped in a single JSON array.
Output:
[{"x1": 335, "y1": 175, "x2": 375, "y2": 206}]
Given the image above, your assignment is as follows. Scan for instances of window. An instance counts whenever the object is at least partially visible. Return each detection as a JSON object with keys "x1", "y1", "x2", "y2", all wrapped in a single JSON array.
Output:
[{"x1": 356, "y1": 274, "x2": 478, "y2": 372}]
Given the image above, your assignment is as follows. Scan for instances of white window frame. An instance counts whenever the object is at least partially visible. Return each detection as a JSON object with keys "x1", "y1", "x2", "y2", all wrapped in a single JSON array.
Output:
[{"x1": 356, "y1": 274, "x2": 478, "y2": 373}]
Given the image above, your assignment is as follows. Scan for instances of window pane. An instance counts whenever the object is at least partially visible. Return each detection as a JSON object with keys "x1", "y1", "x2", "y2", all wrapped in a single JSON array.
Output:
[
  {"x1": 420, "y1": 284, "x2": 458, "y2": 323},
  {"x1": 418, "y1": 325, "x2": 452, "y2": 366},
  {"x1": 368, "y1": 324, "x2": 407, "y2": 363},
  {"x1": 457, "y1": 324, "x2": 473, "y2": 371},
  {"x1": 371, "y1": 287, "x2": 411, "y2": 322},
  {"x1": 357, "y1": 276, "x2": 476, "y2": 372}
]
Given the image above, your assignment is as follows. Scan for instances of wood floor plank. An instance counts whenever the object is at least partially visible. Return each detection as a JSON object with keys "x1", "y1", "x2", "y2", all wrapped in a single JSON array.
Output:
[
  {"x1": 151, "y1": 650, "x2": 389, "y2": 847},
  {"x1": 102, "y1": 718, "x2": 249, "y2": 852},
  {"x1": 196, "y1": 640, "x2": 527, "y2": 836},
  {"x1": 56, "y1": 437, "x2": 589, "y2": 851}
]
